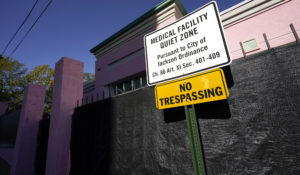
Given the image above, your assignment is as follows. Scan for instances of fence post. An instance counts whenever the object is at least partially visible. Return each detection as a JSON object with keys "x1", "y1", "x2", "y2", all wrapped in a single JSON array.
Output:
[
  {"x1": 11, "y1": 84, "x2": 46, "y2": 175},
  {"x1": 45, "y1": 57, "x2": 83, "y2": 175},
  {"x1": 239, "y1": 42, "x2": 246, "y2": 58},
  {"x1": 290, "y1": 24, "x2": 299, "y2": 43},
  {"x1": 263, "y1": 33, "x2": 271, "y2": 50}
]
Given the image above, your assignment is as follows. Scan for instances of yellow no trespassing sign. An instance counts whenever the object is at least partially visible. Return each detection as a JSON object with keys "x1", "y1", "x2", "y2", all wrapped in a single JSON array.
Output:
[{"x1": 155, "y1": 68, "x2": 229, "y2": 109}]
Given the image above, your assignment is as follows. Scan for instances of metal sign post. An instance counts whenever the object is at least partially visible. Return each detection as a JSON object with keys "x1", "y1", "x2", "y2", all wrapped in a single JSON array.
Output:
[
  {"x1": 185, "y1": 105, "x2": 206, "y2": 175},
  {"x1": 154, "y1": 68, "x2": 228, "y2": 174},
  {"x1": 144, "y1": 1, "x2": 231, "y2": 174}
]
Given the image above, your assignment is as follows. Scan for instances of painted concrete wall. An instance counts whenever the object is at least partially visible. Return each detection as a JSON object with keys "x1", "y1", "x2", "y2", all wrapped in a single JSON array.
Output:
[
  {"x1": 93, "y1": 4, "x2": 184, "y2": 100},
  {"x1": 11, "y1": 84, "x2": 46, "y2": 175},
  {"x1": 0, "y1": 85, "x2": 45, "y2": 175},
  {"x1": 224, "y1": 0, "x2": 300, "y2": 59},
  {"x1": 86, "y1": 0, "x2": 300, "y2": 100},
  {"x1": 1, "y1": 57, "x2": 84, "y2": 175},
  {"x1": 45, "y1": 57, "x2": 83, "y2": 175}
]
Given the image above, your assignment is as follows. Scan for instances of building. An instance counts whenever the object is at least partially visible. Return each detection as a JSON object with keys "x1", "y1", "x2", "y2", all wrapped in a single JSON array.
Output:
[{"x1": 83, "y1": 0, "x2": 300, "y2": 102}]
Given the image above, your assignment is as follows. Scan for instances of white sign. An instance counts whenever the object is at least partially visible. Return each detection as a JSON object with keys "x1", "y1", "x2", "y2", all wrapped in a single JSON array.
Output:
[{"x1": 144, "y1": 1, "x2": 231, "y2": 86}]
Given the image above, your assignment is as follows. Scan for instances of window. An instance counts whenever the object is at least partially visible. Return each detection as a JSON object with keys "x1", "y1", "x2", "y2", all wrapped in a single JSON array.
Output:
[
  {"x1": 112, "y1": 75, "x2": 147, "y2": 97},
  {"x1": 242, "y1": 38, "x2": 259, "y2": 53},
  {"x1": 142, "y1": 76, "x2": 147, "y2": 87},
  {"x1": 134, "y1": 77, "x2": 141, "y2": 89},
  {"x1": 116, "y1": 83, "x2": 124, "y2": 94},
  {"x1": 125, "y1": 80, "x2": 132, "y2": 92}
]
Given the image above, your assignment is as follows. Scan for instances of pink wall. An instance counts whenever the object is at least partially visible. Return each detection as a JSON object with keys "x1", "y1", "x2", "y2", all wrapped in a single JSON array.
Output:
[
  {"x1": 0, "y1": 85, "x2": 46, "y2": 174},
  {"x1": 224, "y1": 0, "x2": 300, "y2": 59},
  {"x1": 94, "y1": 33, "x2": 148, "y2": 99},
  {"x1": 11, "y1": 84, "x2": 46, "y2": 175},
  {"x1": 95, "y1": 35, "x2": 144, "y2": 91},
  {"x1": 45, "y1": 57, "x2": 83, "y2": 175},
  {"x1": 86, "y1": 0, "x2": 300, "y2": 99},
  {"x1": 93, "y1": 15, "x2": 181, "y2": 100}
]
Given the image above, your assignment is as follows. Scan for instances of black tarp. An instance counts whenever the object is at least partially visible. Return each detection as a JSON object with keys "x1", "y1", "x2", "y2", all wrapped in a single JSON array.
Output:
[
  {"x1": 70, "y1": 42, "x2": 300, "y2": 174},
  {"x1": 70, "y1": 99, "x2": 113, "y2": 175},
  {"x1": 34, "y1": 118, "x2": 50, "y2": 175}
]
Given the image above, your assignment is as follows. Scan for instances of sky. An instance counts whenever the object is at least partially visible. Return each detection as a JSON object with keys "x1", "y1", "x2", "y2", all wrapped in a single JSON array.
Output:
[{"x1": 0, "y1": 0, "x2": 244, "y2": 73}]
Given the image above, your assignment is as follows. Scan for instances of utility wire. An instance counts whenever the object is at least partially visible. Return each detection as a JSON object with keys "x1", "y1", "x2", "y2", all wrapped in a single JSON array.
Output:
[
  {"x1": 1, "y1": 0, "x2": 39, "y2": 55},
  {"x1": 9, "y1": 0, "x2": 53, "y2": 57}
]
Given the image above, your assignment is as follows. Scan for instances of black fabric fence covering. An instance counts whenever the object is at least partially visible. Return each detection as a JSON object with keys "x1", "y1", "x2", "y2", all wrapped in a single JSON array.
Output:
[
  {"x1": 69, "y1": 42, "x2": 300, "y2": 175},
  {"x1": 34, "y1": 118, "x2": 50, "y2": 175},
  {"x1": 70, "y1": 99, "x2": 113, "y2": 175}
]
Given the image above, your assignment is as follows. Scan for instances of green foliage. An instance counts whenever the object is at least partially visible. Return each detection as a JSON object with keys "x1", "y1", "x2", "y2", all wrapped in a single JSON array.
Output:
[
  {"x1": 1, "y1": 55, "x2": 93, "y2": 118},
  {"x1": 83, "y1": 72, "x2": 95, "y2": 84},
  {"x1": 24, "y1": 65, "x2": 54, "y2": 88},
  {"x1": 0, "y1": 55, "x2": 27, "y2": 112},
  {"x1": 24, "y1": 65, "x2": 54, "y2": 118},
  {"x1": 0, "y1": 55, "x2": 54, "y2": 118}
]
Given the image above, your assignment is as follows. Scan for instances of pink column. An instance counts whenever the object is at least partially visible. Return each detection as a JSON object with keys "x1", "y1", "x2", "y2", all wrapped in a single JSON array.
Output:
[
  {"x1": 45, "y1": 57, "x2": 83, "y2": 175},
  {"x1": 11, "y1": 84, "x2": 46, "y2": 175},
  {"x1": 0, "y1": 102, "x2": 7, "y2": 116}
]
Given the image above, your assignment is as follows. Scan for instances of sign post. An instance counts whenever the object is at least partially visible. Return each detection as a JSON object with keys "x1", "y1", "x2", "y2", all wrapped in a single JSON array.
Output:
[
  {"x1": 185, "y1": 104, "x2": 207, "y2": 175},
  {"x1": 144, "y1": 2, "x2": 231, "y2": 175},
  {"x1": 155, "y1": 68, "x2": 229, "y2": 175}
]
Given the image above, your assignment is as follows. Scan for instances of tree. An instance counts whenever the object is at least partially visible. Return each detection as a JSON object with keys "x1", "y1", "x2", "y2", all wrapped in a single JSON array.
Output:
[
  {"x1": 24, "y1": 66, "x2": 93, "y2": 118},
  {"x1": 24, "y1": 65, "x2": 54, "y2": 118},
  {"x1": 83, "y1": 72, "x2": 95, "y2": 84},
  {"x1": 0, "y1": 56, "x2": 54, "y2": 117},
  {"x1": 0, "y1": 55, "x2": 27, "y2": 112},
  {"x1": 1, "y1": 55, "x2": 94, "y2": 117}
]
